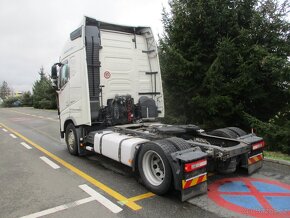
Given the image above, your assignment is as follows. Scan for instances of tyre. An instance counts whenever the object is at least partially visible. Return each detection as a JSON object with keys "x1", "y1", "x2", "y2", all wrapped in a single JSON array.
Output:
[
  {"x1": 138, "y1": 143, "x2": 172, "y2": 195},
  {"x1": 227, "y1": 127, "x2": 247, "y2": 137},
  {"x1": 217, "y1": 157, "x2": 238, "y2": 174},
  {"x1": 166, "y1": 137, "x2": 192, "y2": 150},
  {"x1": 208, "y1": 128, "x2": 238, "y2": 139},
  {"x1": 65, "y1": 123, "x2": 78, "y2": 155}
]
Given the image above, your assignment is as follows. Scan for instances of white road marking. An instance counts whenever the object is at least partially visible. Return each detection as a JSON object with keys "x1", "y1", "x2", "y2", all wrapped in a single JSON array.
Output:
[
  {"x1": 20, "y1": 142, "x2": 32, "y2": 149},
  {"x1": 2, "y1": 128, "x2": 8, "y2": 132},
  {"x1": 79, "y1": 184, "x2": 123, "y2": 213},
  {"x1": 20, "y1": 197, "x2": 95, "y2": 218},
  {"x1": 10, "y1": 110, "x2": 58, "y2": 122},
  {"x1": 47, "y1": 117, "x2": 58, "y2": 121},
  {"x1": 9, "y1": 133, "x2": 17, "y2": 138},
  {"x1": 40, "y1": 156, "x2": 60, "y2": 169},
  {"x1": 21, "y1": 185, "x2": 123, "y2": 217}
]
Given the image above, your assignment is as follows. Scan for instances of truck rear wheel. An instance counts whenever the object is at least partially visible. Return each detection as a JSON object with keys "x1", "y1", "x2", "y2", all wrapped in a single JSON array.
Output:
[
  {"x1": 208, "y1": 128, "x2": 238, "y2": 138},
  {"x1": 227, "y1": 127, "x2": 247, "y2": 137},
  {"x1": 208, "y1": 128, "x2": 243, "y2": 174},
  {"x1": 138, "y1": 143, "x2": 172, "y2": 195},
  {"x1": 209, "y1": 127, "x2": 247, "y2": 139},
  {"x1": 65, "y1": 123, "x2": 78, "y2": 155}
]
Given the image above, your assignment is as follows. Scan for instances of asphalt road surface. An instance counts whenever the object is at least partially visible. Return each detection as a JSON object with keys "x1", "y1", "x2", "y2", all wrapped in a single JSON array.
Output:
[{"x1": 0, "y1": 107, "x2": 289, "y2": 218}]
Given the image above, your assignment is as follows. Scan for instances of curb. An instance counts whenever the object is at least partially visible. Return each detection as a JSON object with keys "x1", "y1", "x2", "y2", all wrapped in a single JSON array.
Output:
[{"x1": 264, "y1": 157, "x2": 290, "y2": 167}]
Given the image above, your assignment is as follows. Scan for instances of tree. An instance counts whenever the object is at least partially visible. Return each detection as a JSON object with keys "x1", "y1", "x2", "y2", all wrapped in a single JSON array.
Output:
[
  {"x1": 159, "y1": 0, "x2": 290, "y2": 129},
  {"x1": 21, "y1": 91, "x2": 33, "y2": 106},
  {"x1": 0, "y1": 81, "x2": 11, "y2": 99},
  {"x1": 32, "y1": 67, "x2": 57, "y2": 109},
  {"x1": 2, "y1": 96, "x2": 21, "y2": 107},
  {"x1": 39, "y1": 66, "x2": 45, "y2": 80}
]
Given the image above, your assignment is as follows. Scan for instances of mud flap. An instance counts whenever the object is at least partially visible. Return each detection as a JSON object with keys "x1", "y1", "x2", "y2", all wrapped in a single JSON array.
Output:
[
  {"x1": 248, "y1": 159, "x2": 263, "y2": 174},
  {"x1": 247, "y1": 153, "x2": 263, "y2": 174},
  {"x1": 181, "y1": 181, "x2": 207, "y2": 202},
  {"x1": 76, "y1": 127, "x2": 86, "y2": 156},
  {"x1": 170, "y1": 148, "x2": 208, "y2": 202}
]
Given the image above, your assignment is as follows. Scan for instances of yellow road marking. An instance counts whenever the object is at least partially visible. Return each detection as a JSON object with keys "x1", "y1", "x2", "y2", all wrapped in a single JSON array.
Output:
[
  {"x1": 0, "y1": 122, "x2": 142, "y2": 211},
  {"x1": 128, "y1": 192, "x2": 155, "y2": 202},
  {"x1": 119, "y1": 192, "x2": 155, "y2": 205}
]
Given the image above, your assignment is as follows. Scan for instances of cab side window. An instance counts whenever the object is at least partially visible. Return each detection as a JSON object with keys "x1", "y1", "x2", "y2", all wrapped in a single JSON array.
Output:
[{"x1": 60, "y1": 64, "x2": 70, "y2": 88}]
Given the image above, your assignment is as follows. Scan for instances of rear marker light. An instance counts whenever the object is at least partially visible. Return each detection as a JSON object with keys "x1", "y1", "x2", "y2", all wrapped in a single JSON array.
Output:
[
  {"x1": 184, "y1": 159, "x2": 207, "y2": 173},
  {"x1": 252, "y1": 141, "x2": 265, "y2": 150}
]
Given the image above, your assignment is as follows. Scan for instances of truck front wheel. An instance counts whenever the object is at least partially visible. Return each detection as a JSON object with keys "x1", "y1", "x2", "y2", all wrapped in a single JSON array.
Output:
[
  {"x1": 65, "y1": 123, "x2": 78, "y2": 155},
  {"x1": 138, "y1": 144, "x2": 172, "y2": 195}
]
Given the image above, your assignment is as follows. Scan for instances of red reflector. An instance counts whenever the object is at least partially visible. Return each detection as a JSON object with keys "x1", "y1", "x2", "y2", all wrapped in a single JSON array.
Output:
[
  {"x1": 252, "y1": 141, "x2": 265, "y2": 150},
  {"x1": 184, "y1": 159, "x2": 207, "y2": 172}
]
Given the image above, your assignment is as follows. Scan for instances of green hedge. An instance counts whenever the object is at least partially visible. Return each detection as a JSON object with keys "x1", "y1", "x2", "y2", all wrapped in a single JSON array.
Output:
[{"x1": 244, "y1": 111, "x2": 290, "y2": 154}]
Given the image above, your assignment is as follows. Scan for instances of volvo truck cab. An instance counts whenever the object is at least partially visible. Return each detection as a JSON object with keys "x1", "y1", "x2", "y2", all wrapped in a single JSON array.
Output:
[{"x1": 52, "y1": 16, "x2": 164, "y2": 133}]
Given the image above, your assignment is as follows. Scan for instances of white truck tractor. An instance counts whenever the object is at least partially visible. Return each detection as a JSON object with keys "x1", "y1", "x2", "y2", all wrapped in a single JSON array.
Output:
[{"x1": 51, "y1": 16, "x2": 265, "y2": 201}]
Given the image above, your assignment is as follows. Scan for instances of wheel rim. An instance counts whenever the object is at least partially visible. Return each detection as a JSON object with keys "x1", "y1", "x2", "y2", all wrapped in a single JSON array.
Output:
[
  {"x1": 67, "y1": 130, "x2": 75, "y2": 151},
  {"x1": 142, "y1": 150, "x2": 165, "y2": 186}
]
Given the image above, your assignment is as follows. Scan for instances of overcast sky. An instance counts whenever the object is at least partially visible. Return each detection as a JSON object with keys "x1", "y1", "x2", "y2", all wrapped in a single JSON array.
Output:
[{"x1": 0, "y1": 0, "x2": 169, "y2": 92}]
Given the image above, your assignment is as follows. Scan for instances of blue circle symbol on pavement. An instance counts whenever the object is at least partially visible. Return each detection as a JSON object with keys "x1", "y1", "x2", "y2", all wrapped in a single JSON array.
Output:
[{"x1": 208, "y1": 177, "x2": 290, "y2": 218}]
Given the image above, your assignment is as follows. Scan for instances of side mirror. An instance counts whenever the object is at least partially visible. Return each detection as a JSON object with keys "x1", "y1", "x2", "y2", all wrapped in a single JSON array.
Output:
[
  {"x1": 51, "y1": 63, "x2": 61, "y2": 89},
  {"x1": 51, "y1": 64, "x2": 58, "y2": 79}
]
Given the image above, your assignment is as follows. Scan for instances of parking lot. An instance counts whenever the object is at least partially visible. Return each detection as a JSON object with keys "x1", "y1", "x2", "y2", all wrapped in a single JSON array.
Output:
[{"x1": 1, "y1": 107, "x2": 290, "y2": 218}]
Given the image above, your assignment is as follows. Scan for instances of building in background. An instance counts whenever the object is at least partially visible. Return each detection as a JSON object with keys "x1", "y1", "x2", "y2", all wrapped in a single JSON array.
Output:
[{"x1": 12, "y1": 91, "x2": 23, "y2": 97}]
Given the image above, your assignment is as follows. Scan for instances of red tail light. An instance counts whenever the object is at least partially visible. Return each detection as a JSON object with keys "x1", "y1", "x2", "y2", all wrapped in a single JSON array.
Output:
[
  {"x1": 252, "y1": 141, "x2": 265, "y2": 150},
  {"x1": 184, "y1": 159, "x2": 207, "y2": 173}
]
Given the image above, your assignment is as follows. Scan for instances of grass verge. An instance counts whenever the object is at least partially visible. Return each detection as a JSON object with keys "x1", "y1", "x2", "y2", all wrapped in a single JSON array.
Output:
[{"x1": 264, "y1": 150, "x2": 290, "y2": 162}]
